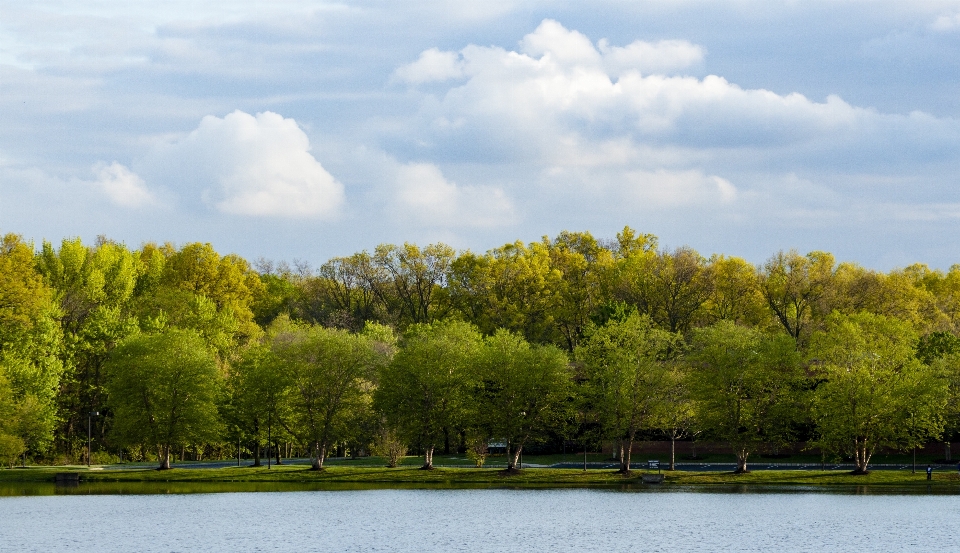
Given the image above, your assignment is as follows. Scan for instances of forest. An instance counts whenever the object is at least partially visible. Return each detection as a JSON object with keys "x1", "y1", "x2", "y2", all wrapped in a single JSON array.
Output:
[{"x1": 1, "y1": 226, "x2": 958, "y2": 474}]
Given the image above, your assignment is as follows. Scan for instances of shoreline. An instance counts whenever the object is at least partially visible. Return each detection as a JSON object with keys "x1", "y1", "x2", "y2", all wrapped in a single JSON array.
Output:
[{"x1": 3, "y1": 465, "x2": 960, "y2": 490}]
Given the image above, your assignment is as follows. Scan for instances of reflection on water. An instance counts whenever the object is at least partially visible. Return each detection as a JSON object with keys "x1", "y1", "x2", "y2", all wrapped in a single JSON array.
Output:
[{"x1": 2, "y1": 488, "x2": 959, "y2": 552}]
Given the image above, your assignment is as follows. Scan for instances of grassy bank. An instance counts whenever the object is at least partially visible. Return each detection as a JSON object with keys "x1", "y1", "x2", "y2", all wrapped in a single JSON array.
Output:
[{"x1": 3, "y1": 464, "x2": 960, "y2": 489}]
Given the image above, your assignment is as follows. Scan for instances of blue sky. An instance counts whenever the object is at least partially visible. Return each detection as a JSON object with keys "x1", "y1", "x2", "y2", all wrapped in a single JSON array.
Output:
[{"x1": 2, "y1": 1, "x2": 960, "y2": 269}]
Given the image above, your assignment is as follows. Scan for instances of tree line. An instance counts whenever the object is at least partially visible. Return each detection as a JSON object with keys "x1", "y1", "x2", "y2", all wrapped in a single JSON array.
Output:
[{"x1": 1, "y1": 227, "x2": 959, "y2": 473}]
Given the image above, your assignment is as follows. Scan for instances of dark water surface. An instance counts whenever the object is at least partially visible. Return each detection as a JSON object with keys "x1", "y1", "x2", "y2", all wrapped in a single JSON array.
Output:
[{"x1": 2, "y1": 488, "x2": 959, "y2": 552}]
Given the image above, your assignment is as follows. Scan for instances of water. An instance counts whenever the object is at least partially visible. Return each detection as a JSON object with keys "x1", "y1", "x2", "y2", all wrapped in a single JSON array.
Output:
[{"x1": 2, "y1": 489, "x2": 959, "y2": 552}]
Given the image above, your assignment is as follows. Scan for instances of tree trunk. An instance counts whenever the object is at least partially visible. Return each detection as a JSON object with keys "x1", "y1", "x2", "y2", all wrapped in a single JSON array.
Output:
[
  {"x1": 619, "y1": 434, "x2": 634, "y2": 474},
  {"x1": 734, "y1": 448, "x2": 749, "y2": 474},
  {"x1": 158, "y1": 445, "x2": 171, "y2": 470},
  {"x1": 946, "y1": 442, "x2": 952, "y2": 462},
  {"x1": 274, "y1": 441, "x2": 283, "y2": 465},
  {"x1": 509, "y1": 445, "x2": 523, "y2": 471},
  {"x1": 670, "y1": 435, "x2": 676, "y2": 471},
  {"x1": 851, "y1": 439, "x2": 872, "y2": 474},
  {"x1": 252, "y1": 441, "x2": 262, "y2": 467},
  {"x1": 421, "y1": 446, "x2": 434, "y2": 470},
  {"x1": 310, "y1": 441, "x2": 326, "y2": 470}
]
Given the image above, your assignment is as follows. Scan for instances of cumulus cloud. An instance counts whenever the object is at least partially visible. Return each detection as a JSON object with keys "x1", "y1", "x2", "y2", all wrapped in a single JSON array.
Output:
[
  {"x1": 143, "y1": 110, "x2": 344, "y2": 218},
  {"x1": 598, "y1": 38, "x2": 705, "y2": 76},
  {"x1": 394, "y1": 48, "x2": 465, "y2": 83},
  {"x1": 91, "y1": 162, "x2": 156, "y2": 208},
  {"x1": 392, "y1": 162, "x2": 514, "y2": 227},
  {"x1": 412, "y1": 19, "x2": 879, "y2": 151},
  {"x1": 396, "y1": 19, "x2": 959, "y2": 186}
]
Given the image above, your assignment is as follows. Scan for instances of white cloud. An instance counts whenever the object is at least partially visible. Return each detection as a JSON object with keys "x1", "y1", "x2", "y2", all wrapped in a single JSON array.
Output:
[
  {"x1": 598, "y1": 38, "x2": 705, "y2": 76},
  {"x1": 423, "y1": 20, "x2": 872, "y2": 148},
  {"x1": 91, "y1": 162, "x2": 156, "y2": 208},
  {"x1": 519, "y1": 19, "x2": 601, "y2": 66},
  {"x1": 393, "y1": 162, "x2": 514, "y2": 227},
  {"x1": 931, "y1": 13, "x2": 960, "y2": 31},
  {"x1": 394, "y1": 48, "x2": 464, "y2": 83},
  {"x1": 400, "y1": 19, "x2": 958, "y2": 177},
  {"x1": 143, "y1": 110, "x2": 344, "y2": 218}
]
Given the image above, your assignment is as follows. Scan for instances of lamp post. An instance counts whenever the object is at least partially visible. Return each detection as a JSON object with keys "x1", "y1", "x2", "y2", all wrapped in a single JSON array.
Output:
[{"x1": 87, "y1": 411, "x2": 99, "y2": 467}]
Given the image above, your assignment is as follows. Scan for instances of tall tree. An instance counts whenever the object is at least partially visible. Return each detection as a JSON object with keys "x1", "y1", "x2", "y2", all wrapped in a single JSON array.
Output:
[
  {"x1": 576, "y1": 312, "x2": 679, "y2": 473},
  {"x1": 759, "y1": 250, "x2": 834, "y2": 345},
  {"x1": 0, "y1": 234, "x2": 63, "y2": 459},
  {"x1": 809, "y1": 312, "x2": 948, "y2": 474},
  {"x1": 375, "y1": 320, "x2": 481, "y2": 469},
  {"x1": 688, "y1": 321, "x2": 802, "y2": 473},
  {"x1": 273, "y1": 319, "x2": 393, "y2": 470},
  {"x1": 546, "y1": 231, "x2": 615, "y2": 352},
  {"x1": 475, "y1": 330, "x2": 572, "y2": 472},
  {"x1": 369, "y1": 243, "x2": 455, "y2": 327},
  {"x1": 161, "y1": 242, "x2": 265, "y2": 344},
  {"x1": 448, "y1": 241, "x2": 559, "y2": 344},
  {"x1": 104, "y1": 329, "x2": 222, "y2": 469},
  {"x1": 703, "y1": 255, "x2": 767, "y2": 327},
  {"x1": 37, "y1": 237, "x2": 141, "y2": 457},
  {"x1": 615, "y1": 246, "x2": 714, "y2": 333}
]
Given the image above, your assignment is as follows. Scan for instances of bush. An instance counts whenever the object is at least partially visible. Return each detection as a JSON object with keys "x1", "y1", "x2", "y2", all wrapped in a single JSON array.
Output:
[
  {"x1": 371, "y1": 429, "x2": 406, "y2": 468},
  {"x1": 0, "y1": 433, "x2": 25, "y2": 468},
  {"x1": 466, "y1": 436, "x2": 489, "y2": 468}
]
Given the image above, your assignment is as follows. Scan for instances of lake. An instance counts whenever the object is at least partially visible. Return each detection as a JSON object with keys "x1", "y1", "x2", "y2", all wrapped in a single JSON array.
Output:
[{"x1": 2, "y1": 487, "x2": 958, "y2": 552}]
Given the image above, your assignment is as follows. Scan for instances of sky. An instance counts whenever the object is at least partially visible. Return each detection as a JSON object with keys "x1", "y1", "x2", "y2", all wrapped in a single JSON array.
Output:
[{"x1": 2, "y1": 0, "x2": 960, "y2": 270}]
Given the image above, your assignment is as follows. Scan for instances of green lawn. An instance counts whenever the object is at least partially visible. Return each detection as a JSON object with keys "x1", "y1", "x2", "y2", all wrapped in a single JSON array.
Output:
[{"x1": 3, "y1": 463, "x2": 959, "y2": 490}]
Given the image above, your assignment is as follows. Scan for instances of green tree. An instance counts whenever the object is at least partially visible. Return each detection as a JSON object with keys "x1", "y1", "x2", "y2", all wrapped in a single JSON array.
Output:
[
  {"x1": 226, "y1": 343, "x2": 291, "y2": 466},
  {"x1": 475, "y1": 330, "x2": 572, "y2": 472},
  {"x1": 36, "y1": 237, "x2": 142, "y2": 458},
  {"x1": 272, "y1": 319, "x2": 392, "y2": 470},
  {"x1": 0, "y1": 372, "x2": 26, "y2": 467},
  {"x1": 448, "y1": 241, "x2": 560, "y2": 344},
  {"x1": 0, "y1": 234, "x2": 63, "y2": 459},
  {"x1": 104, "y1": 329, "x2": 222, "y2": 469},
  {"x1": 759, "y1": 250, "x2": 835, "y2": 345},
  {"x1": 688, "y1": 321, "x2": 802, "y2": 473},
  {"x1": 809, "y1": 312, "x2": 948, "y2": 474},
  {"x1": 702, "y1": 255, "x2": 767, "y2": 327},
  {"x1": 654, "y1": 361, "x2": 697, "y2": 471},
  {"x1": 576, "y1": 313, "x2": 679, "y2": 473},
  {"x1": 614, "y1": 246, "x2": 713, "y2": 333},
  {"x1": 375, "y1": 320, "x2": 481, "y2": 469}
]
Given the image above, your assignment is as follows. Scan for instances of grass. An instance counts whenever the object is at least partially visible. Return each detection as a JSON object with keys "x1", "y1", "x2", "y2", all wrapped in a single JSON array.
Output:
[{"x1": 3, "y1": 462, "x2": 960, "y2": 490}]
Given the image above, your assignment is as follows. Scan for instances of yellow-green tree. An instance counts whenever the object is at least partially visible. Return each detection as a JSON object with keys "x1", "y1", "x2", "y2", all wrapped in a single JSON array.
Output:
[
  {"x1": 759, "y1": 250, "x2": 835, "y2": 345},
  {"x1": 375, "y1": 320, "x2": 482, "y2": 469},
  {"x1": 688, "y1": 321, "x2": 803, "y2": 473},
  {"x1": 474, "y1": 330, "x2": 572, "y2": 472},
  {"x1": 702, "y1": 255, "x2": 767, "y2": 327},
  {"x1": 448, "y1": 241, "x2": 560, "y2": 344},
  {"x1": 272, "y1": 320, "x2": 393, "y2": 470},
  {"x1": 161, "y1": 242, "x2": 264, "y2": 345},
  {"x1": 576, "y1": 312, "x2": 680, "y2": 473},
  {"x1": 104, "y1": 328, "x2": 223, "y2": 469},
  {"x1": 810, "y1": 312, "x2": 948, "y2": 474}
]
